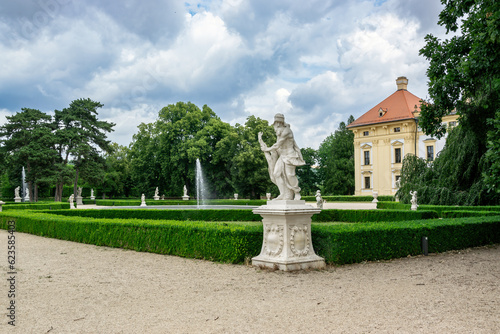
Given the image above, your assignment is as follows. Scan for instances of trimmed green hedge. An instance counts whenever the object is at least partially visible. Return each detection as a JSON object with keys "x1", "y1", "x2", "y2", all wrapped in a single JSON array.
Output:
[
  {"x1": 312, "y1": 216, "x2": 500, "y2": 264},
  {"x1": 302, "y1": 195, "x2": 394, "y2": 202},
  {"x1": 377, "y1": 201, "x2": 500, "y2": 216},
  {"x1": 313, "y1": 209, "x2": 437, "y2": 222},
  {"x1": 48, "y1": 209, "x2": 261, "y2": 222},
  {"x1": 441, "y1": 211, "x2": 500, "y2": 218},
  {"x1": 2, "y1": 203, "x2": 70, "y2": 211},
  {"x1": 82, "y1": 199, "x2": 267, "y2": 206},
  {"x1": 1, "y1": 210, "x2": 499, "y2": 265},
  {"x1": 47, "y1": 208, "x2": 438, "y2": 223},
  {"x1": 0, "y1": 211, "x2": 262, "y2": 263}
]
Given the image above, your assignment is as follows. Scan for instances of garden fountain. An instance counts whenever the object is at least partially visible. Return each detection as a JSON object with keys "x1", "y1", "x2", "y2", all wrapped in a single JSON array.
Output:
[
  {"x1": 22, "y1": 167, "x2": 27, "y2": 202},
  {"x1": 195, "y1": 158, "x2": 208, "y2": 208}
]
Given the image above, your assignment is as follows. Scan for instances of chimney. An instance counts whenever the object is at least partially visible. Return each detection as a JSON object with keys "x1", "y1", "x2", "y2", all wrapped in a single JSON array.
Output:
[{"x1": 396, "y1": 76, "x2": 408, "y2": 91}]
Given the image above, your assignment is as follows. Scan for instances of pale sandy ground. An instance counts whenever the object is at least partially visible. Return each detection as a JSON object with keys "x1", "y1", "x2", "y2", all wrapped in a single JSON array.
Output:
[{"x1": 1, "y1": 229, "x2": 499, "y2": 334}]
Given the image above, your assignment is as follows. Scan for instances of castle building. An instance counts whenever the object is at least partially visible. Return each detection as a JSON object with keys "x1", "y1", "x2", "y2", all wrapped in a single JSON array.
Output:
[{"x1": 347, "y1": 77, "x2": 459, "y2": 196}]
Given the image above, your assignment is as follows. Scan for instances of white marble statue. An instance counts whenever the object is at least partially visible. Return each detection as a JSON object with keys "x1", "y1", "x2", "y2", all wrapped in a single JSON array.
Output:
[
  {"x1": 258, "y1": 113, "x2": 305, "y2": 201},
  {"x1": 140, "y1": 193, "x2": 147, "y2": 207},
  {"x1": 234, "y1": 193, "x2": 238, "y2": 200},
  {"x1": 24, "y1": 187, "x2": 30, "y2": 201},
  {"x1": 182, "y1": 185, "x2": 189, "y2": 200},
  {"x1": 14, "y1": 186, "x2": 21, "y2": 202},
  {"x1": 372, "y1": 191, "x2": 379, "y2": 203},
  {"x1": 315, "y1": 190, "x2": 324, "y2": 209},
  {"x1": 266, "y1": 193, "x2": 271, "y2": 200},
  {"x1": 155, "y1": 187, "x2": 159, "y2": 197},
  {"x1": 69, "y1": 194, "x2": 75, "y2": 209},
  {"x1": 90, "y1": 188, "x2": 95, "y2": 200},
  {"x1": 154, "y1": 187, "x2": 160, "y2": 200},
  {"x1": 410, "y1": 190, "x2": 418, "y2": 210}
]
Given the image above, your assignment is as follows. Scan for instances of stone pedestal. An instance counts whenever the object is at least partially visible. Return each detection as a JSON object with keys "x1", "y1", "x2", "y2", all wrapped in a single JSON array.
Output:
[
  {"x1": 14, "y1": 197, "x2": 22, "y2": 203},
  {"x1": 90, "y1": 196, "x2": 95, "y2": 200},
  {"x1": 252, "y1": 200, "x2": 325, "y2": 271},
  {"x1": 0, "y1": 201, "x2": 5, "y2": 212},
  {"x1": 182, "y1": 195, "x2": 190, "y2": 201},
  {"x1": 411, "y1": 203, "x2": 418, "y2": 211},
  {"x1": 76, "y1": 196, "x2": 83, "y2": 206},
  {"x1": 153, "y1": 195, "x2": 160, "y2": 201},
  {"x1": 70, "y1": 201, "x2": 76, "y2": 209}
]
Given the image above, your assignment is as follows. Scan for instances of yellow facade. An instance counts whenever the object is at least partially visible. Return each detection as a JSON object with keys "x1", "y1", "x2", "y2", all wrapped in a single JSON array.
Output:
[{"x1": 348, "y1": 77, "x2": 459, "y2": 196}]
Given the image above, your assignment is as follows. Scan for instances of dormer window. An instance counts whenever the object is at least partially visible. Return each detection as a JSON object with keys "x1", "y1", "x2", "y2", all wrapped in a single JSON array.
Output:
[
  {"x1": 378, "y1": 108, "x2": 387, "y2": 117},
  {"x1": 363, "y1": 131, "x2": 369, "y2": 136},
  {"x1": 394, "y1": 127, "x2": 400, "y2": 132}
]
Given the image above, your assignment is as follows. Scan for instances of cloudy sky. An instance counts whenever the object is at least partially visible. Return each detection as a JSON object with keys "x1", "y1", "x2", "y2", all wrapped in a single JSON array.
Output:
[{"x1": 0, "y1": 0, "x2": 447, "y2": 149}]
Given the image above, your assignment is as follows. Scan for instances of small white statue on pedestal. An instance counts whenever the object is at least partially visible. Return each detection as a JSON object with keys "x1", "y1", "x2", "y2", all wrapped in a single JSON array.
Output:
[
  {"x1": 90, "y1": 188, "x2": 95, "y2": 200},
  {"x1": 14, "y1": 186, "x2": 22, "y2": 202},
  {"x1": 24, "y1": 187, "x2": 30, "y2": 201},
  {"x1": 140, "y1": 194, "x2": 147, "y2": 207},
  {"x1": 154, "y1": 187, "x2": 160, "y2": 200},
  {"x1": 315, "y1": 190, "x2": 325, "y2": 209},
  {"x1": 182, "y1": 185, "x2": 190, "y2": 201},
  {"x1": 234, "y1": 193, "x2": 238, "y2": 200},
  {"x1": 69, "y1": 194, "x2": 75, "y2": 209},
  {"x1": 76, "y1": 187, "x2": 83, "y2": 205},
  {"x1": 372, "y1": 191, "x2": 378, "y2": 203},
  {"x1": 410, "y1": 190, "x2": 418, "y2": 210},
  {"x1": 266, "y1": 193, "x2": 271, "y2": 200}
]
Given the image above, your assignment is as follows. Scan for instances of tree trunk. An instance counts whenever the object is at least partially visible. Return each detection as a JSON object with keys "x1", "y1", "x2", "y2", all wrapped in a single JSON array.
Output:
[
  {"x1": 73, "y1": 167, "x2": 80, "y2": 199},
  {"x1": 55, "y1": 182, "x2": 64, "y2": 202},
  {"x1": 34, "y1": 183, "x2": 38, "y2": 202}
]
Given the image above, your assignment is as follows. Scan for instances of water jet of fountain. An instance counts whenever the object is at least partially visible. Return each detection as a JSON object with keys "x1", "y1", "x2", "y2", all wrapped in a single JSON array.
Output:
[
  {"x1": 195, "y1": 159, "x2": 208, "y2": 208},
  {"x1": 22, "y1": 166, "x2": 27, "y2": 202}
]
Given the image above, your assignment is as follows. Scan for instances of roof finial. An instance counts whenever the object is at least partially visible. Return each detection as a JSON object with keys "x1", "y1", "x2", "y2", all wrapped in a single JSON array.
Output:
[{"x1": 396, "y1": 76, "x2": 408, "y2": 91}]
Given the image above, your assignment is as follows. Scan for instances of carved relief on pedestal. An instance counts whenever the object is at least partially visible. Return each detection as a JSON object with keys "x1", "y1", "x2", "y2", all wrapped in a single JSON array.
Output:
[
  {"x1": 289, "y1": 225, "x2": 310, "y2": 257},
  {"x1": 264, "y1": 225, "x2": 284, "y2": 256}
]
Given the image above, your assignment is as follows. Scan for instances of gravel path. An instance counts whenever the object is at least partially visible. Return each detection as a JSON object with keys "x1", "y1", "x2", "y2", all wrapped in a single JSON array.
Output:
[{"x1": 1, "y1": 230, "x2": 499, "y2": 333}]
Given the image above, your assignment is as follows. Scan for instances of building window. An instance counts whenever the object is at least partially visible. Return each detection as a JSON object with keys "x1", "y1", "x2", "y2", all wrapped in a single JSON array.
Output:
[
  {"x1": 395, "y1": 148, "x2": 401, "y2": 163},
  {"x1": 364, "y1": 151, "x2": 370, "y2": 165},
  {"x1": 363, "y1": 131, "x2": 369, "y2": 136},
  {"x1": 427, "y1": 146, "x2": 434, "y2": 161},
  {"x1": 394, "y1": 127, "x2": 400, "y2": 132},
  {"x1": 364, "y1": 176, "x2": 371, "y2": 189}
]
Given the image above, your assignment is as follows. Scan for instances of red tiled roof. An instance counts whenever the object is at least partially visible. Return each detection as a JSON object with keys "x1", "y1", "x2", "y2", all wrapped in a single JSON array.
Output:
[{"x1": 347, "y1": 89, "x2": 422, "y2": 128}]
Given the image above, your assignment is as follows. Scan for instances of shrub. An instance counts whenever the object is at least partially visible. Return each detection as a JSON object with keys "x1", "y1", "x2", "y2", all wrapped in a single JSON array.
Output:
[
  {"x1": 1, "y1": 210, "x2": 499, "y2": 265},
  {"x1": 0, "y1": 211, "x2": 261, "y2": 263},
  {"x1": 302, "y1": 195, "x2": 394, "y2": 202},
  {"x1": 314, "y1": 209, "x2": 437, "y2": 222},
  {"x1": 2, "y1": 203, "x2": 70, "y2": 211},
  {"x1": 47, "y1": 209, "x2": 261, "y2": 221}
]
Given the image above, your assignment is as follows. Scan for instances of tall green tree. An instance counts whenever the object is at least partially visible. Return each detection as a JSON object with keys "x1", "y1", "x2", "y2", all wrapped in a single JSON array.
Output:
[
  {"x1": 94, "y1": 143, "x2": 132, "y2": 198},
  {"x1": 419, "y1": 0, "x2": 500, "y2": 193},
  {"x1": 130, "y1": 102, "x2": 233, "y2": 198},
  {"x1": 231, "y1": 116, "x2": 276, "y2": 199},
  {"x1": 297, "y1": 147, "x2": 319, "y2": 196},
  {"x1": 53, "y1": 98, "x2": 115, "y2": 201},
  {"x1": 129, "y1": 122, "x2": 160, "y2": 197},
  {"x1": 318, "y1": 116, "x2": 355, "y2": 195},
  {"x1": 0, "y1": 108, "x2": 57, "y2": 201}
]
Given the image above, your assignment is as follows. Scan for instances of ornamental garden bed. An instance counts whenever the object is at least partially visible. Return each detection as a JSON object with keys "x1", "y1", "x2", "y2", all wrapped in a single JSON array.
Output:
[{"x1": 1, "y1": 209, "x2": 499, "y2": 265}]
